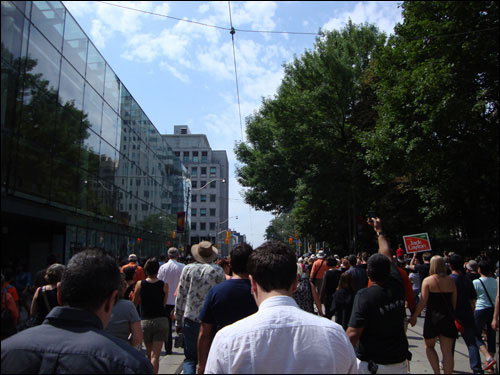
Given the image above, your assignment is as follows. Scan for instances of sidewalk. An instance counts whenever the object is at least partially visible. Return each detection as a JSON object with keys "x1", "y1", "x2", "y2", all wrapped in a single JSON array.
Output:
[{"x1": 158, "y1": 347, "x2": 184, "y2": 375}]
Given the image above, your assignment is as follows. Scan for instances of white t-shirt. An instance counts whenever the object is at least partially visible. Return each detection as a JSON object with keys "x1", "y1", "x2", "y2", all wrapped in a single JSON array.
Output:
[
  {"x1": 157, "y1": 259, "x2": 185, "y2": 305},
  {"x1": 205, "y1": 295, "x2": 357, "y2": 374}
]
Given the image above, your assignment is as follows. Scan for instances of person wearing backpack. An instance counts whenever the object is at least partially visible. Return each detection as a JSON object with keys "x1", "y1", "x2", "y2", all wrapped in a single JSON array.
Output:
[{"x1": 120, "y1": 254, "x2": 146, "y2": 283}]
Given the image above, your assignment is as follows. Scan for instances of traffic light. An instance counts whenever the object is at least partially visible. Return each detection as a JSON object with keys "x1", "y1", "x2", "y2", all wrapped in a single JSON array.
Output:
[
  {"x1": 225, "y1": 230, "x2": 231, "y2": 244},
  {"x1": 137, "y1": 237, "x2": 141, "y2": 244},
  {"x1": 172, "y1": 231, "x2": 176, "y2": 239},
  {"x1": 289, "y1": 237, "x2": 293, "y2": 244}
]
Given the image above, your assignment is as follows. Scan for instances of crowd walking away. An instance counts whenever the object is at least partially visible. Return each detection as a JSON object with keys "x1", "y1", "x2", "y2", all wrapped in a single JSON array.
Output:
[{"x1": 1, "y1": 217, "x2": 499, "y2": 374}]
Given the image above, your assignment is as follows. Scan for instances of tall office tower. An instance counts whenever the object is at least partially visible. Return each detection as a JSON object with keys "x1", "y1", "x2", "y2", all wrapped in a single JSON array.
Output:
[{"x1": 162, "y1": 126, "x2": 230, "y2": 256}]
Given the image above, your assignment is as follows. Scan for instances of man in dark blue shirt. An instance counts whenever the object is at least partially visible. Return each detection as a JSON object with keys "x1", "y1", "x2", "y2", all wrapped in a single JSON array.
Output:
[
  {"x1": 197, "y1": 243, "x2": 258, "y2": 374},
  {"x1": 1, "y1": 249, "x2": 153, "y2": 374}
]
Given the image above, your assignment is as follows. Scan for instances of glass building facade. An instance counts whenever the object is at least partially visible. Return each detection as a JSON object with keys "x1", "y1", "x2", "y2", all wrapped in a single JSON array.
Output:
[{"x1": 1, "y1": 1, "x2": 188, "y2": 272}]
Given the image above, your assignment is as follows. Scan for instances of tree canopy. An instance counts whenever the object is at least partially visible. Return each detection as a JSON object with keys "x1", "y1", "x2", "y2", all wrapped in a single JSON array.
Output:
[{"x1": 235, "y1": 1, "x2": 499, "y2": 254}]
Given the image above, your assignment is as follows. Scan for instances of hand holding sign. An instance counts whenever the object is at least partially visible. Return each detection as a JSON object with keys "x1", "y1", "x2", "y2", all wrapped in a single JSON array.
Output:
[{"x1": 403, "y1": 233, "x2": 432, "y2": 254}]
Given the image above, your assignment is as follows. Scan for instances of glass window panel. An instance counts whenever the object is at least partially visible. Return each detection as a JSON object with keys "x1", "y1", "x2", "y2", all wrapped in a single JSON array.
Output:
[
  {"x1": 59, "y1": 58, "x2": 84, "y2": 110},
  {"x1": 99, "y1": 141, "x2": 116, "y2": 178},
  {"x1": 53, "y1": 103, "x2": 83, "y2": 166},
  {"x1": 200, "y1": 195, "x2": 206, "y2": 202},
  {"x1": 50, "y1": 156, "x2": 79, "y2": 207},
  {"x1": 86, "y1": 43, "x2": 105, "y2": 95},
  {"x1": 27, "y1": 26, "x2": 61, "y2": 93},
  {"x1": 14, "y1": 137, "x2": 52, "y2": 200},
  {"x1": 200, "y1": 208, "x2": 206, "y2": 216},
  {"x1": 81, "y1": 128, "x2": 100, "y2": 175},
  {"x1": 209, "y1": 222, "x2": 215, "y2": 231},
  {"x1": 12, "y1": 1, "x2": 31, "y2": 16},
  {"x1": 210, "y1": 208, "x2": 216, "y2": 216},
  {"x1": 30, "y1": 1, "x2": 65, "y2": 52},
  {"x1": 101, "y1": 102, "x2": 118, "y2": 147},
  {"x1": 200, "y1": 223, "x2": 206, "y2": 230},
  {"x1": 210, "y1": 167, "x2": 217, "y2": 175},
  {"x1": 62, "y1": 13, "x2": 87, "y2": 73},
  {"x1": 191, "y1": 194, "x2": 197, "y2": 202},
  {"x1": 1, "y1": 1, "x2": 26, "y2": 64},
  {"x1": 83, "y1": 83, "x2": 102, "y2": 135},
  {"x1": 104, "y1": 65, "x2": 120, "y2": 112}
]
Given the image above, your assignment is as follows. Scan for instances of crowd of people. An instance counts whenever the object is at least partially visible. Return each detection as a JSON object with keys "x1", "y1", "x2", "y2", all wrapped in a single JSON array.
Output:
[{"x1": 1, "y1": 217, "x2": 499, "y2": 374}]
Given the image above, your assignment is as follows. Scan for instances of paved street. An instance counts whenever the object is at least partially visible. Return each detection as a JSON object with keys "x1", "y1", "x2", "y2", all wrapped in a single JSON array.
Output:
[{"x1": 156, "y1": 314, "x2": 495, "y2": 374}]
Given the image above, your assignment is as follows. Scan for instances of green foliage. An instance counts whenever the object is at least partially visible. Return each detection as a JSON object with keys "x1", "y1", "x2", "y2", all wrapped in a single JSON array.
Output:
[
  {"x1": 365, "y1": 1, "x2": 499, "y2": 246},
  {"x1": 236, "y1": 2, "x2": 499, "y2": 252}
]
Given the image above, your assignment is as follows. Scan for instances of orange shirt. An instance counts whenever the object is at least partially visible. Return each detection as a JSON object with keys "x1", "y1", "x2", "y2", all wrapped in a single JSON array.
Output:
[
  {"x1": 311, "y1": 259, "x2": 330, "y2": 279},
  {"x1": 1, "y1": 289, "x2": 19, "y2": 324},
  {"x1": 2, "y1": 282, "x2": 19, "y2": 302},
  {"x1": 120, "y1": 262, "x2": 146, "y2": 282}
]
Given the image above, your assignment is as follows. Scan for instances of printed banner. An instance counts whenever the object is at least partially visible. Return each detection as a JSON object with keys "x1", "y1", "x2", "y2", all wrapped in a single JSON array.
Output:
[{"x1": 403, "y1": 233, "x2": 432, "y2": 254}]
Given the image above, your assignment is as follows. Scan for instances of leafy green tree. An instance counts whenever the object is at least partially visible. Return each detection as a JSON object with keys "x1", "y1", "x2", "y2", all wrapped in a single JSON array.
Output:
[
  {"x1": 365, "y1": 1, "x2": 499, "y2": 249},
  {"x1": 236, "y1": 22, "x2": 386, "y2": 250}
]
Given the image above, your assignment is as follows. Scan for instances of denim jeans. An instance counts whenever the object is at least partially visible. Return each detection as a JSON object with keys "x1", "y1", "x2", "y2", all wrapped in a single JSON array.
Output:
[
  {"x1": 474, "y1": 307, "x2": 496, "y2": 355},
  {"x1": 454, "y1": 321, "x2": 483, "y2": 374},
  {"x1": 164, "y1": 305, "x2": 174, "y2": 354},
  {"x1": 183, "y1": 318, "x2": 200, "y2": 374}
]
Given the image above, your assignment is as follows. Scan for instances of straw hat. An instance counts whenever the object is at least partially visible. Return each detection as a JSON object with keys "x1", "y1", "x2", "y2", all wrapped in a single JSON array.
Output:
[{"x1": 191, "y1": 241, "x2": 219, "y2": 264}]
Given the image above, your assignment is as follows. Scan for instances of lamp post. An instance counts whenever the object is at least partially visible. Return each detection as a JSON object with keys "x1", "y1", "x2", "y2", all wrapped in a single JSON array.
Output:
[{"x1": 184, "y1": 178, "x2": 226, "y2": 254}]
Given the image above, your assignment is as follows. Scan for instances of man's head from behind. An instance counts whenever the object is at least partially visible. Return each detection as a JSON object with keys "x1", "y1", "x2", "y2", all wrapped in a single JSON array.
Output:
[
  {"x1": 167, "y1": 247, "x2": 179, "y2": 259},
  {"x1": 229, "y1": 242, "x2": 253, "y2": 275},
  {"x1": 60, "y1": 249, "x2": 121, "y2": 312},
  {"x1": 367, "y1": 253, "x2": 391, "y2": 283},
  {"x1": 347, "y1": 254, "x2": 357, "y2": 267},
  {"x1": 247, "y1": 241, "x2": 297, "y2": 293}
]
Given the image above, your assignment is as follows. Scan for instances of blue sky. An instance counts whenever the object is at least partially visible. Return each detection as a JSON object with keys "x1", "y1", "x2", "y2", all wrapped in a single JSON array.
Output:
[{"x1": 62, "y1": 1, "x2": 403, "y2": 247}]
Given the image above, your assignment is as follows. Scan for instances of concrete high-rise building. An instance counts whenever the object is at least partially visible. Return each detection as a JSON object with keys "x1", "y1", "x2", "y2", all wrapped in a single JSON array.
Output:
[{"x1": 162, "y1": 126, "x2": 230, "y2": 256}]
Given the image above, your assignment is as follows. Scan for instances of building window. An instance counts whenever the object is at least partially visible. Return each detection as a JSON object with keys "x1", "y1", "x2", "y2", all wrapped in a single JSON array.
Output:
[
  {"x1": 183, "y1": 152, "x2": 189, "y2": 163},
  {"x1": 191, "y1": 222, "x2": 196, "y2": 231},
  {"x1": 210, "y1": 194, "x2": 216, "y2": 202},
  {"x1": 191, "y1": 167, "x2": 197, "y2": 176},
  {"x1": 192, "y1": 194, "x2": 197, "y2": 202},
  {"x1": 142, "y1": 204, "x2": 149, "y2": 211},
  {"x1": 210, "y1": 181, "x2": 216, "y2": 188},
  {"x1": 201, "y1": 167, "x2": 207, "y2": 176},
  {"x1": 210, "y1": 167, "x2": 217, "y2": 176},
  {"x1": 202, "y1": 151, "x2": 208, "y2": 162},
  {"x1": 200, "y1": 208, "x2": 207, "y2": 216},
  {"x1": 191, "y1": 208, "x2": 197, "y2": 216},
  {"x1": 191, "y1": 181, "x2": 198, "y2": 189},
  {"x1": 174, "y1": 151, "x2": 180, "y2": 157},
  {"x1": 200, "y1": 195, "x2": 207, "y2": 202},
  {"x1": 201, "y1": 181, "x2": 206, "y2": 189},
  {"x1": 192, "y1": 151, "x2": 199, "y2": 162},
  {"x1": 200, "y1": 223, "x2": 206, "y2": 231},
  {"x1": 209, "y1": 222, "x2": 216, "y2": 231},
  {"x1": 210, "y1": 208, "x2": 216, "y2": 216}
]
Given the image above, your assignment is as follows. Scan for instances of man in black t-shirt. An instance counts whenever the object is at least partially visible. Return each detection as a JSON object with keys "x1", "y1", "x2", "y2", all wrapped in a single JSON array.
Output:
[
  {"x1": 320, "y1": 257, "x2": 342, "y2": 319},
  {"x1": 347, "y1": 254, "x2": 409, "y2": 373}
]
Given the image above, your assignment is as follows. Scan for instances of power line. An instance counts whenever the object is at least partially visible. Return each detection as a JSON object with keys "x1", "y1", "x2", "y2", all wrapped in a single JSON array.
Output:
[{"x1": 228, "y1": 1, "x2": 244, "y2": 142}]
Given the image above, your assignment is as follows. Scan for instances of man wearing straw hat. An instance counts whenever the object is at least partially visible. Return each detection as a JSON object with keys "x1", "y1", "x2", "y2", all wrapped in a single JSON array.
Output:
[{"x1": 174, "y1": 241, "x2": 225, "y2": 374}]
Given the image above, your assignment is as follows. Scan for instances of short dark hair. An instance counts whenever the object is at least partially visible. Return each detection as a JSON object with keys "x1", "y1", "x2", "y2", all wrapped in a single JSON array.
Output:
[
  {"x1": 367, "y1": 254, "x2": 391, "y2": 282},
  {"x1": 449, "y1": 254, "x2": 464, "y2": 272},
  {"x1": 423, "y1": 252, "x2": 431, "y2": 261},
  {"x1": 478, "y1": 260, "x2": 493, "y2": 276},
  {"x1": 248, "y1": 241, "x2": 297, "y2": 293},
  {"x1": 326, "y1": 256, "x2": 337, "y2": 267},
  {"x1": 144, "y1": 257, "x2": 160, "y2": 276},
  {"x1": 230, "y1": 243, "x2": 253, "y2": 274},
  {"x1": 60, "y1": 249, "x2": 120, "y2": 311},
  {"x1": 347, "y1": 255, "x2": 357, "y2": 266}
]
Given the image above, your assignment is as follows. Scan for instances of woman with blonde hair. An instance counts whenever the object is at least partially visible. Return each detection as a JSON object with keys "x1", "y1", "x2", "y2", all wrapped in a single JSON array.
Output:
[{"x1": 409, "y1": 255, "x2": 457, "y2": 374}]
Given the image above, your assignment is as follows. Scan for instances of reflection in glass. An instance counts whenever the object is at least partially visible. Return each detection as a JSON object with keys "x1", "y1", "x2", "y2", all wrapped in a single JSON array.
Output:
[
  {"x1": 59, "y1": 59, "x2": 84, "y2": 110},
  {"x1": 86, "y1": 43, "x2": 105, "y2": 95},
  {"x1": 27, "y1": 26, "x2": 61, "y2": 93},
  {"x1": 50, "y1": 156, "x2": 79, "y2": 207},
  {"x1": 30, "y1": 1, "x2": 65, "y2": 52},
  {"x1": 104, "y1": 64, "x2": 120, "y2": 112},
  {"x1": 83, "y1": 83, "x2": 102, "y2": 135},
  {"x1": 81, "y1": 128, "x2": 100, "y2": 176},
  {"x1": 101, "y1": 102, "x2": 118, "y2": 147},
  {"x1": 1, "y1": 1, "x2": 26, "y2": 64},
  {"x1": 62, "y1": 13, "x2": 87, "y2": 73}
]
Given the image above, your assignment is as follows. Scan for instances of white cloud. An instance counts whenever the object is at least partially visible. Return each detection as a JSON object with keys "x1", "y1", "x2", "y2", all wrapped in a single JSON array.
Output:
[
  {"x1": 159, "y1": 61, "x2": 190, "y2": 83},
  {"x1": 323, "y1": 1, "x2": 402, "y2": 36}
]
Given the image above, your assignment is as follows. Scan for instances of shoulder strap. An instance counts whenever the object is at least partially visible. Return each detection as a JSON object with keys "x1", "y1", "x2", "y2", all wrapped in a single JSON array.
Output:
[
  {"x1": 478, "y1": 279, "x2": 494, "y2": 307},
  {"x1": 311, "y1": 259, "x2": 325, "y2": 280}
]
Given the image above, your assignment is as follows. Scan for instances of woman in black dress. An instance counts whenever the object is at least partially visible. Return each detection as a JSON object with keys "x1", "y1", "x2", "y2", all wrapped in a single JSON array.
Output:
[{"x1": 409, "y1": 255, "x2": 457, "y2": 374}]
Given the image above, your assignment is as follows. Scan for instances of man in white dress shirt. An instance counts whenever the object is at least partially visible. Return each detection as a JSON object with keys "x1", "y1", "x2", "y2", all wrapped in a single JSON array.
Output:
[
  {"x1": 204, "y1": 241, "x2": 357, "y2": 374},
  {"x1": 157, "y1": 247, "x2": 184, "y2": 354}
]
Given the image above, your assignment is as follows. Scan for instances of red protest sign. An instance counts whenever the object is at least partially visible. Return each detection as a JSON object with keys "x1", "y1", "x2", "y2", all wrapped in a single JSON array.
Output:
[{"x1": 403, "y1": 233, "x2": 432, "y2": 254}]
